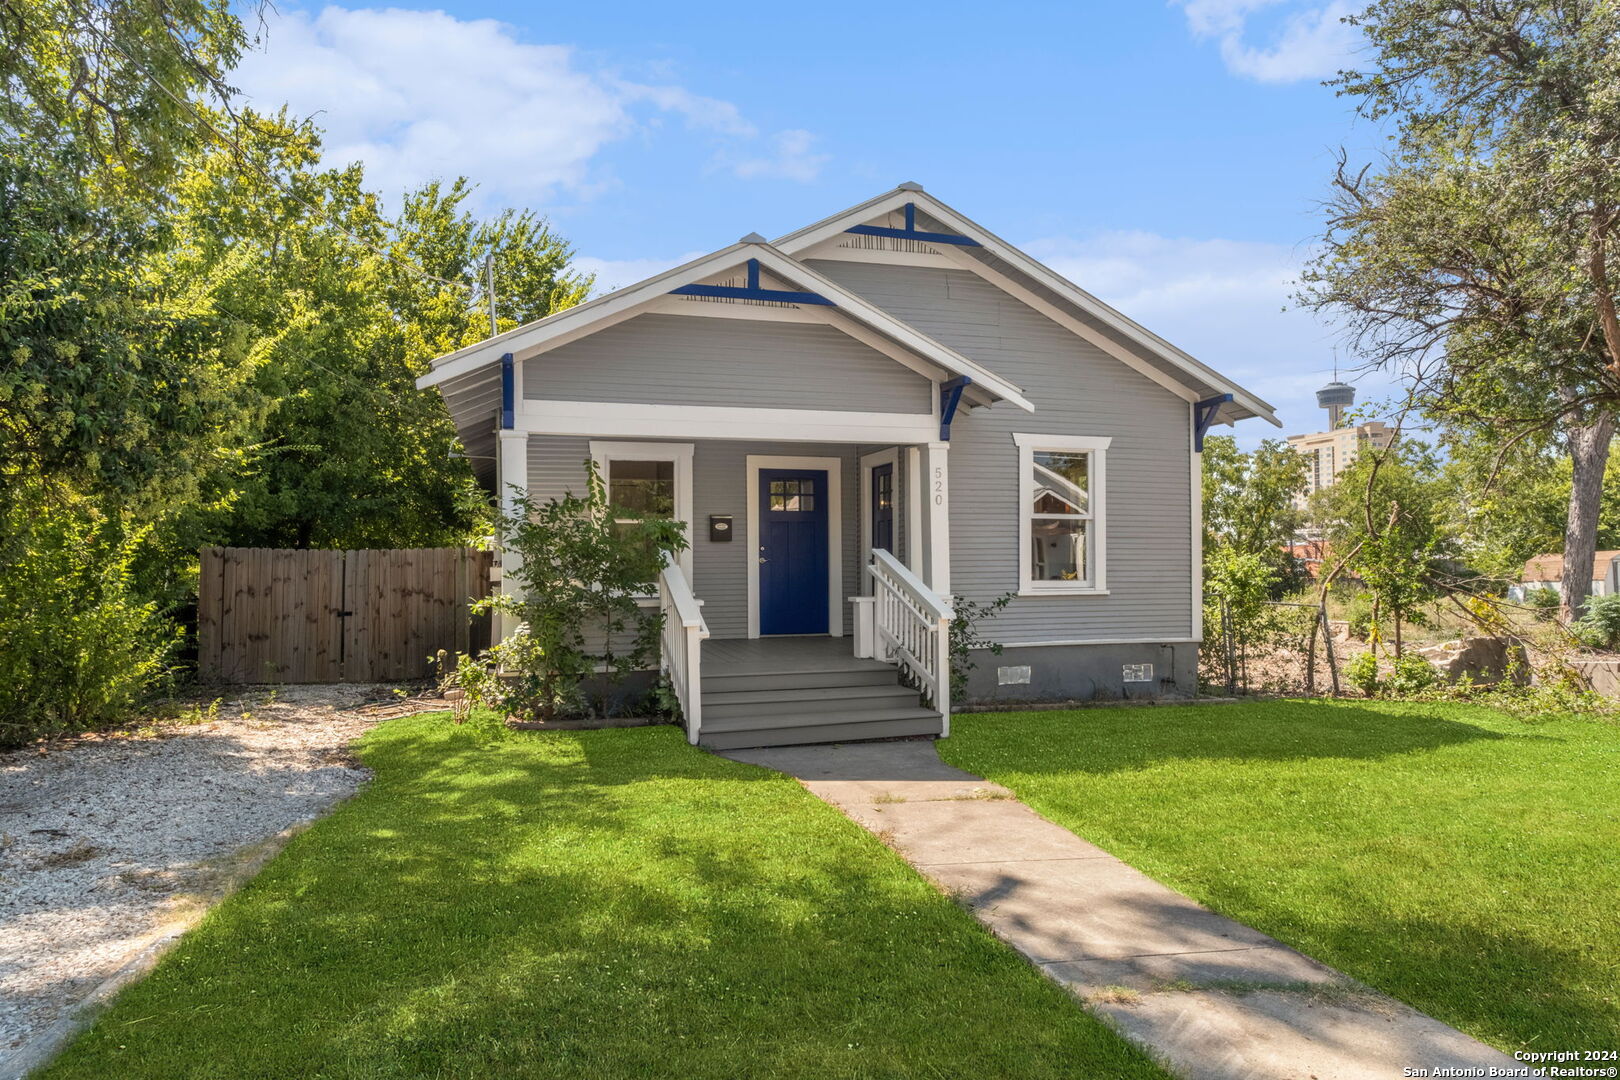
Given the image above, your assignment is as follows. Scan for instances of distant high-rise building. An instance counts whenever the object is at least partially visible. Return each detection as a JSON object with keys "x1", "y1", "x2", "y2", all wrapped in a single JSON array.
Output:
[{"x1": 1287, "y1": 376, "x2": 1394, "y2": 506}]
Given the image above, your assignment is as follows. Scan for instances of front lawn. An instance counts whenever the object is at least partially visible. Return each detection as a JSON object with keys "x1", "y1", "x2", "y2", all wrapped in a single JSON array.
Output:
[
  {"x1": 939, "y1": 699, "x2": 1620, "y2": 1053},
  {"x1": 43, "y1": 716, "x2": 1166, "y2": 1079}
]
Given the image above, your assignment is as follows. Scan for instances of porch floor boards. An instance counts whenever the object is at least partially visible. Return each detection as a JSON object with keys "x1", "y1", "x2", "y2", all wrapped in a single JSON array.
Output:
[{"x1": 704, "y1": 636, "x2": 891, "y2": 677}]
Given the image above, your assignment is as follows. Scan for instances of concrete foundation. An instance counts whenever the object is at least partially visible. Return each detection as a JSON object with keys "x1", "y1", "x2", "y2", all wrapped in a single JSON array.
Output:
[{"x1": 961, "y1": 641, "x2": 1198, "y2": 706}]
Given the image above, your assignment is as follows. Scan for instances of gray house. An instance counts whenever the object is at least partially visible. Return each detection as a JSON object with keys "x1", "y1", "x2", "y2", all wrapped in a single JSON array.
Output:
[{"x1": 418, "y1": 184, "x2": 1278, "y2": 748}]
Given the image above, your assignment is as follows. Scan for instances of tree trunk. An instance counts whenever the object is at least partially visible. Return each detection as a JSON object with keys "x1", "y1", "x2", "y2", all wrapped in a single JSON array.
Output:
[{"x1": 1560, "y1": 412, "x2": 1617, "y2": 623}]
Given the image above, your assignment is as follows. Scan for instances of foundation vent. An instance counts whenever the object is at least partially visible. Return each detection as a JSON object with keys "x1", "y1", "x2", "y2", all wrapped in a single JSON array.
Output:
[{"x1": 997, "y1": 665, "x2": 1032, "y2": 685}]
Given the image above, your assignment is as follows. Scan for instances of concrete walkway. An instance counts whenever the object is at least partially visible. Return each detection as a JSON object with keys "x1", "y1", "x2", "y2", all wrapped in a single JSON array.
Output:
[{"x1": 723, "y1": 740, "x2": 1522, "y2": 1080}]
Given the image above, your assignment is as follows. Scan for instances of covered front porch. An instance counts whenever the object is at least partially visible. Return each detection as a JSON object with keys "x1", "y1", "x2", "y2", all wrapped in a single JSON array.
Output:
[{"x1": 577, "y1": 435, "x2": 959, "y2": 748}]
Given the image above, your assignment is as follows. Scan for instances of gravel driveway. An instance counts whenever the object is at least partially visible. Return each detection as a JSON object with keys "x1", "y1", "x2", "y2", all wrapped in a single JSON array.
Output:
[{"x1": 0, "y1": 685, "x2": 431, "y2": 1065}]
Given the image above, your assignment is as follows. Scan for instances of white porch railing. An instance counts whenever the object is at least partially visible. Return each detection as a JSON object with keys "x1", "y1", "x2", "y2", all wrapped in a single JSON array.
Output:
[
  {"x1": 865, "y1": 548, "x2": 954, "y2": 733},
  {"x1": 658, "y1": 556, "x2": 710, "y2": 744}
]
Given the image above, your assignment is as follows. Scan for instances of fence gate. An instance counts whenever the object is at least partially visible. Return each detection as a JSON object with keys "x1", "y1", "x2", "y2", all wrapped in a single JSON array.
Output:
[{"x1": 198, "y1": 547, "x2": 492, "y2": 684}]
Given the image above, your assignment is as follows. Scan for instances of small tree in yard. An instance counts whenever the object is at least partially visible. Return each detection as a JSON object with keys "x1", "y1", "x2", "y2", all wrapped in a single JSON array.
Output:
[
  {"x1": 447, "y1": 462, "x2": 686, "y2": 722},
  {"x1": 1311, "y1": 440, "x2": 1445, "y2": 657}
]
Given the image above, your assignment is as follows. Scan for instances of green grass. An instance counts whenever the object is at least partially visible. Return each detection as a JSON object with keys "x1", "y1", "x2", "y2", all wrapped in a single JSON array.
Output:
[
  {"x1": 43, "y1": 716, "x2": 1167, "y2": 1080},
  {"x1": 938, "y1": 699, "x2": 1620, "y2": 1052}
]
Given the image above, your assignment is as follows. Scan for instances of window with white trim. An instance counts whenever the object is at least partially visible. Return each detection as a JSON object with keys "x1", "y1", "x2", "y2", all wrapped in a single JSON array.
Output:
[
  {"x1": 590, "y1": 441, "x2": 694, "y2": 582},
  {"x1": 1013, "y1": 433, "x2": 1109, "y2": 595}
]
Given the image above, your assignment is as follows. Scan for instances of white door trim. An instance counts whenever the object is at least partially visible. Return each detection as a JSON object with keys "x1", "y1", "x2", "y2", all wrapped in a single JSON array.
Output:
[
  {"x1": 858, "y1": 447, "x2": 900, "y2": 595},
  {"x1": 747, "y1": 454, "x2": 844, "y2": 639}
]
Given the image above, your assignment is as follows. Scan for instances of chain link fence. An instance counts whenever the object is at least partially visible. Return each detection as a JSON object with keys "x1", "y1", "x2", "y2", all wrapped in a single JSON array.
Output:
[{"x1": 1202, "y1": 596, "x2": 1342, "y2": 696}]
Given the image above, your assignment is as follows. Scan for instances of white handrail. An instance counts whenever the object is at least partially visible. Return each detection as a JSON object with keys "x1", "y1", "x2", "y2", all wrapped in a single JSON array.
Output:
[
  {"x1": 658, "y1": 556, "x2": 709, "y2": 743},
  {"x1": 868, "y1": 548, "x2": 954, "y2": 734}
]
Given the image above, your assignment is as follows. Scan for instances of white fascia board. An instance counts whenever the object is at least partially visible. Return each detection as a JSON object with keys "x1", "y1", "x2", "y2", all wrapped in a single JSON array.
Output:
[
  {"x1": 753, "y1": 245, "x2": 1034, "y2": 412},
  {"x1": 775, "y1": 188, "x2": 1279, "y2": 427},
  {"x1": 517, "y1": 399, "x2": 938, "y2": 444},
  {"x1": 416, "y1": 243, "x2": 755, "y2": 390}
]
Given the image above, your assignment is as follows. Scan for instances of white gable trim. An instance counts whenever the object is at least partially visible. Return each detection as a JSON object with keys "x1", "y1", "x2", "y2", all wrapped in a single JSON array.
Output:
[{"x1": 775, "y1": 187, "x2": 1279, "y2": 427}]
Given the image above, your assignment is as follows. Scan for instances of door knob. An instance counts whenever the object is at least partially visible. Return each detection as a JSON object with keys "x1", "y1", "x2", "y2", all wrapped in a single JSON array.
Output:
[{"x1": 758, "y1": 557, "x2": 768, "y2": 564}]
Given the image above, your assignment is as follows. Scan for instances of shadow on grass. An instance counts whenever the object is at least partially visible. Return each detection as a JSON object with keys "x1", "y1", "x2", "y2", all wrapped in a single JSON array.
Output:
[
  {"x1": 1190, "y1": 876, "x2": 1620, "y2": 1051},
  {"x1": 38, "y1": 718, "x2": 1166, "y2": 1080},
  {"x1": 950, "y1": 700, "x2": 1523, "y2": 775}
]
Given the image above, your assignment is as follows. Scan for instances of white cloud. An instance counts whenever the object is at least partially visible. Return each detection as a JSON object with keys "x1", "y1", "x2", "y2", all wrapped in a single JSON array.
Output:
[
  {"x1": 1175, "y1": 0, "x2": 1360, "y2": 83},
  {"x1": 1024, "y1": 230, "x2": 1401, "y2": 441},
  {"x1": 231, "y1": 6, "x2": 823, "y2": 205},
  {"x1": 727, "y1": 129, "x2": 829, "y2": 183},
  {"x1": 573, "y1": 251, "x2": 708, "y2": 294}
]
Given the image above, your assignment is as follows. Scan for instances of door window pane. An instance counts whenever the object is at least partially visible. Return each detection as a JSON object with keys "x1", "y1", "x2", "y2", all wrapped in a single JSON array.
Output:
[
  {"x1": 1031, "y1": 451, "x2": 1088, "y2": 515},
  {"x1": 609, "y1": 460, "x2": 674, "y2": 516},
  {"x1": 1030, "y1": 518, "x2": 1087, "y2": 581},
  {"x1": 770, "y1": 477, "x2": 815, "y2": 511}
]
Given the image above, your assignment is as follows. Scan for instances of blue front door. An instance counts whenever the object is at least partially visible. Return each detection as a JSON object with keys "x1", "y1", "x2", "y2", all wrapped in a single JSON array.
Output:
[{"x1": 759, "y1": 468, "x2": 829, "y2": 635}]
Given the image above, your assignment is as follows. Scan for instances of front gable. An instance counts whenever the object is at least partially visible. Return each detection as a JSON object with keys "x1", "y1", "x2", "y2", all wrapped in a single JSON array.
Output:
[
  {"x1": 522, "y1": 311, "x2": 935, "y2": 415},
  {"x1": 775, "y1": 186, "x2": 1279, "y2": 432}
]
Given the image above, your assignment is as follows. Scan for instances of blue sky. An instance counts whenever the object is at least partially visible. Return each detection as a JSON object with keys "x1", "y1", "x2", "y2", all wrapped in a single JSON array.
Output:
[{"x1": 231, "y1": 0, "x2": 1398, "y2": 443}]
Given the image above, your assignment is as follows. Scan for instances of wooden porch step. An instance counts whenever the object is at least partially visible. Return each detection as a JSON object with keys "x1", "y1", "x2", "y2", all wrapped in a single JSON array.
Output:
[
  {"x1": 698, "y1": 708, "x2": 943, "y2": 750},
  {"x1": 701, "y1": 667, "x2": 898, "y2": 694},
  {"x1": 703, "y1": 683, "x2": 922, "y2": 720}
]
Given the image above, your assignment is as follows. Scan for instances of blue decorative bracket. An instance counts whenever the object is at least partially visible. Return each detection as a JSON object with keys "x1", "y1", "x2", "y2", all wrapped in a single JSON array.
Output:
[
  {"x1": 940, "y1": 376, "x2": 972, "y2": 441},
  {"x1": 1193, "y1": 393, "x2": 1232, "y2": 451},
  {"x1": 846, "y1": 202, "x2": 981, "y2": 247},
  {"x1": 670, "y1": 258, "x2": 835, "y2": 306},
  {"x1": 500, "y1": 352, "x2": 515, "y2": 430}
]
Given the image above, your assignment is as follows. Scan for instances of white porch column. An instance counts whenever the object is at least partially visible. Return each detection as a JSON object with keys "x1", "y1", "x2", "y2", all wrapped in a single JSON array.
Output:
[
  {"x1": 496, "y1": 428, "x2": 528, "y2": 641},
  {"x1": 905, "y1": 445, "x2": 924, "y2": 576},
  {"x1": 921, "y1": 441, "x2": 951, "y2": 597}
]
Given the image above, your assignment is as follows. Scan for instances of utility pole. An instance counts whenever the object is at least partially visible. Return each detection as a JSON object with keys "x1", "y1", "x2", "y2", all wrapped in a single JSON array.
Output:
[{"x1": 484, "y1": 253, "x2": 497, "y2": 337}]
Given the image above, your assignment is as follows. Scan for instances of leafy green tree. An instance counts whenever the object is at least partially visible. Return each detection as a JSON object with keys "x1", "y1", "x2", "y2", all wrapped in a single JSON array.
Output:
[
  {"x1": 0, "y1": 140, "x2": 253, "y2": 507},
  {"x1": 1311, "y1": 440, "x2": 1446, "y2": 656},
  {"x1": 0, "y1": 476, "x2": 179, "y2": 747},
  {"x1": 152, "y1": 115, "x2": 591, "y2": 550},
  {"x1": 1440, "y1": 427, "x2": 1620, "y2": 582},
  {"x1": 1303, "y1": 0, "x2": 1620, "y2": 622},
  {"x1": 1, "y1": 0, "x2": 251, "y2": 187},
  {"x1": 1201, "y1": 435, "x2": 1307, "y2": 589}
]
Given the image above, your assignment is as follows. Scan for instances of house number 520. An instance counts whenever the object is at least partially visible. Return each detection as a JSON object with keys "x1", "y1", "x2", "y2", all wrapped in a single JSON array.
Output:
[{"x1": 934, "y1": 466, "x2": 945, "y2": 506}]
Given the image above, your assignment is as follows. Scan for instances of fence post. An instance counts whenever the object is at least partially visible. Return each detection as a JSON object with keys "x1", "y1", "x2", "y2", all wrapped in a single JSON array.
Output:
[
  {"x1": 1319, "y1": 600, "x2": 1341, "y2": 696},
  {"x1": 1221, "y1": 597, "x2": 1235, "y2": 695},
  {"x1": 1304, "y1": 606, "x2": 1318, "y2": 696}
]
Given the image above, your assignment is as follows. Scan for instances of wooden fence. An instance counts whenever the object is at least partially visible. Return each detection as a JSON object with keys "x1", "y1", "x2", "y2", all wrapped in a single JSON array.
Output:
[{"x1": 198, "y1": 547, "x2": 493, "y2": 684}]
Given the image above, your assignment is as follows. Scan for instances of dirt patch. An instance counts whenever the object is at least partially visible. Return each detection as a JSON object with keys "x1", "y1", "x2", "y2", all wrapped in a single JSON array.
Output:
[{"x1": 0, "y1": 684, "x2": 442, "y2": 1063}]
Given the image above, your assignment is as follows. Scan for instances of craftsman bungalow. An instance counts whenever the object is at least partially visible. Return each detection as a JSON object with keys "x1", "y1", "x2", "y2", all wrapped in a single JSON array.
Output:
[{"x1": 418, "y1": 185, "x2": 1278, "y2": 748}]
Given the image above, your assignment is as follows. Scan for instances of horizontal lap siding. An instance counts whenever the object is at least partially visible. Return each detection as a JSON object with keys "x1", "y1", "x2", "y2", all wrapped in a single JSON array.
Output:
[
  {"x1": 809, "y1": 261, "x2": 1194, "y2": 643},
  {"x1": 522, "y1": 313, "x2": 931, "y2": 414},
  {"x1": 526, "y1": 435, "x2": 857, "y2": 641}
]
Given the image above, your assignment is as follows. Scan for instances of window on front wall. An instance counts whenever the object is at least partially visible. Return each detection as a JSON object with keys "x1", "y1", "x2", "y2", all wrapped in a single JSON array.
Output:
[
  {"x1": 1014, "y1": 433, "x2": 1109, "y2": 595},
  {"x1": 591, "y1": 442, "x2": 694, "y2": 584}
]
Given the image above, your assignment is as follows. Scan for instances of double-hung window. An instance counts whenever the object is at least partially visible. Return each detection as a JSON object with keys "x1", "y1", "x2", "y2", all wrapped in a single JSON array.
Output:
[
  {"x1": 589, "y1": 441, "x2": 694, "y2": 582},
  {"x1": 1013, "y1": 433, "x2": 1109, "y2": 595}
]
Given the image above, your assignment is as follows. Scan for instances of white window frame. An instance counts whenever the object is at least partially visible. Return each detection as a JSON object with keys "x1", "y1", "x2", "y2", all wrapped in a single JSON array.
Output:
[
  {"x1": 1013, "y1": 433, "x2": 1110, "y2": 596},
  {"x1": 590, "y1": 440, "x2": 695, "y2": 583}
]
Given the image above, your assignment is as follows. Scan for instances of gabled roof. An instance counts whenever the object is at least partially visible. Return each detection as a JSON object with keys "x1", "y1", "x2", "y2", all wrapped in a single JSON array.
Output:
[
  {"x1": 416, "y1": 239, "x2": 1032, "y2": 411},
  {"x1": 774, "y1": 184, "x2": 1280, "y2": 429}
]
